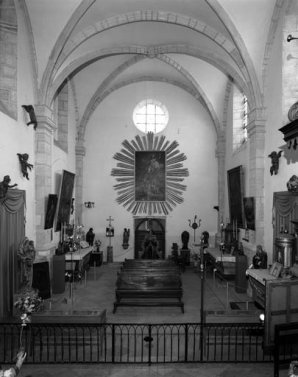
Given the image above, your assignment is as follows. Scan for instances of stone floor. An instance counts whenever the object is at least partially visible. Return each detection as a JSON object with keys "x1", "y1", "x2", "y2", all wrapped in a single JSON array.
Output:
[{"x1": 17, "y1": 263, "x2": 289, "y2": 377}]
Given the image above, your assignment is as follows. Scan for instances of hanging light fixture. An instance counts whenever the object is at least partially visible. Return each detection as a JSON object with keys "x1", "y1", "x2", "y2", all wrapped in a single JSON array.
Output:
[{"x1": 84, "y1": 201, "x2": 95, "y2": 208}]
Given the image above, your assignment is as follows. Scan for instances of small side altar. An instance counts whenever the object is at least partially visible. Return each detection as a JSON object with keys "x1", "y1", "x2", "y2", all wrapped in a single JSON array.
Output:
[
  {"x1": 65, "y1": 246, "x2": 92, "y2": 278},
  {"x1": 206, "y1": 247, "x2": 236, "y2": 279}
]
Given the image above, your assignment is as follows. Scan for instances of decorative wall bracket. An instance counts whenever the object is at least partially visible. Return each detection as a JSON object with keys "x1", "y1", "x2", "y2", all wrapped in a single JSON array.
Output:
[{"x1": 279, "y1": 119, "x2": 298, "y2": 150}]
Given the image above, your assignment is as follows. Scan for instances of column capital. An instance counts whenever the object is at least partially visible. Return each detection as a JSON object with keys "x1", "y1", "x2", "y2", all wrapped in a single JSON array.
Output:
[
  {"x1": 76, "y1": 145, "x2": 86, "y2": 157},
  {"x1": 35, "y1": 104, "x2": 57, "y2": 132}
]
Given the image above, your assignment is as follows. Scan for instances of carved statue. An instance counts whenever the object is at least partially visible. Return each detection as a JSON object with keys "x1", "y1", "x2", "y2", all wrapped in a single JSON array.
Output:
[
  {"x1": 22, "y1": 105, "x2": 38, "y2": 130},
  {"x1": 0, "y1": 175, "x2": 17, "y2": 203},
  {"x1": 252, "y1": 245, "x2": 267, "y2": 269},
  {"x1": 17, "y1": 237, "x2": 36, "y2": 292},
  {"x1": 17, "y1": 153, "x2": 34, "y2": 180},
  {"x1": 287, "y1": 175, "x2": 298, "y2": 193},
  {"x1": 268, "y1": 151, "x2": 282, "y2": 176},
  {"x1": 181, "y1": 231, "x2": 190, "y2": 249},
  {"x1": 86, "y1": 228, "x2": 95, "y2": 246},
  {"x1": 122, "y1": 228, "x2": 130, "y2": 249}
]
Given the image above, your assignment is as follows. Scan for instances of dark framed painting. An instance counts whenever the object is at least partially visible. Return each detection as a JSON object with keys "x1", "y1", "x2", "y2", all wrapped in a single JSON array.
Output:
[
  {"x1": 106, "y1": 227, "x2": 114, "y2": 237},
  {"x1": 44, "y1": 194, "x2": 58, "y2": 229},
  {"x1": 227, "y1": 165, "x2": 245, "y2": 229},
  {"x1": 243, "y1": 197, "x2": 255, "y2": 230},
  {"x1": 135, "y1": 151, "x2": 166, "y2": 201},
  {"x1": 55, "y1": 170, "x2": 75, "y2": 232}
]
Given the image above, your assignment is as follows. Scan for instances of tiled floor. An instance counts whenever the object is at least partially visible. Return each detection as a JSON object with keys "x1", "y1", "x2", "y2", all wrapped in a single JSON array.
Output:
[{"x1": 15, "y1": 263, "x2": 288, "y2": 376}]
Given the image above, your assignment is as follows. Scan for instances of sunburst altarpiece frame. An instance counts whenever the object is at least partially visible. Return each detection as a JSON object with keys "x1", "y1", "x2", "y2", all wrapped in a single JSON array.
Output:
[{"x1": 111, "y1": 132, "x2": 189, "y2": 215}]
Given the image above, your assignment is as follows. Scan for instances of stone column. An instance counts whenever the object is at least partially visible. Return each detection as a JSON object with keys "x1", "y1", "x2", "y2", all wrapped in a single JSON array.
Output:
[
  {"x1": 247, "y1": 117, "x2": 266, "y2": 246},
  {"x1": 215, "y1": 132, "x2": 226, "y2": 245},
  {"x1": 75, "y1": 143, "x2": 85, "y2": 226},
  {"x1": 34, "y1": 104, "x2": 57, "y2": 256}
]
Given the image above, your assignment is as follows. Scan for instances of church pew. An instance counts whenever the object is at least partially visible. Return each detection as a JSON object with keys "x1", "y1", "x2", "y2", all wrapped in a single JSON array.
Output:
[
  {"x1": 123, "y1": 259, "x2": 176, "y2": 267},
  {"x1": 113, "y1": 273, "x2": 184, "y2": 313},
  {"x1": 119, "y1": 266, "x2": 181, "y2": 275}
]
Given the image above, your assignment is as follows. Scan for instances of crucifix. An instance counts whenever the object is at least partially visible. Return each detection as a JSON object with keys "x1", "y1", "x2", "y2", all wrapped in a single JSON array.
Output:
[{"x1": 106, "y1": 216, "x2": 114, "y2": 247}]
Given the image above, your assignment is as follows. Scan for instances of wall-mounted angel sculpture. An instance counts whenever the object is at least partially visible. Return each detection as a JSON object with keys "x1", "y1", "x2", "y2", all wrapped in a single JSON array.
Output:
[
  {"x1": 22, "y1": 105, "x2": 38, "y2": 130},
  {"x1": 0, "y1": 175, "x2": 17, "y2": 202},
  {"x1": 17, "y1": 153, "x2": 34, "y2": 180},
  {"x1": 268, "y1": 151, "x2": 282, "y2": 175}
]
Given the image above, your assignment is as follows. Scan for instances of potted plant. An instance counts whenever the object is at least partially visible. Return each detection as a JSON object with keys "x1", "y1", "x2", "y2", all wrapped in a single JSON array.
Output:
[{"x1": 191, "y1": 252, "x2": 200, "y2": 267}]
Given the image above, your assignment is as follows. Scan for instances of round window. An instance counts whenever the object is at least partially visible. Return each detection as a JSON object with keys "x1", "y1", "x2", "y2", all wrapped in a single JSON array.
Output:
[{"x1": 133, "y1": 99, "x2": 169, "y2": 134}]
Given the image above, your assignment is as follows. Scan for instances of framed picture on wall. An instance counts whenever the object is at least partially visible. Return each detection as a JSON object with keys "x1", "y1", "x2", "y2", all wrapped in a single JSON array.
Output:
[
  {"x1": 227, "y1": 165, "x2": 245, "y2": 229},
  {"x1": 135, "y1": 151, "x2": 166, "y2": 202},
  {"x1": 55, "y1": 170, "x2": 75, "y2": 232},
  {"x1": 44, "y1": 194, "x2": 58, "y2": 230},
  {"x1": 243, "y1": 197, "x2": 255, "y2": 230}
]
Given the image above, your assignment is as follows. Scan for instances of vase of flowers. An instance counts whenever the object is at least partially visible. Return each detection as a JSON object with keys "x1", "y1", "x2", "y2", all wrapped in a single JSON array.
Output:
[
  {"x1": 191, "y1": 252, "x2": 200, "y2": 267},
  {"x1": 95, "y1": 239, "x2": 101, "y2": 252},
  {"x1": 14, "y1": 290, "x2": 44, "y2": 324}
]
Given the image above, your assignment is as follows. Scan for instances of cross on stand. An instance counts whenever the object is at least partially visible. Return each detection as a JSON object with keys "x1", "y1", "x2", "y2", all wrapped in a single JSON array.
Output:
[{"x1": 106, "y1": 216, "x2": 114, "y2": 263}]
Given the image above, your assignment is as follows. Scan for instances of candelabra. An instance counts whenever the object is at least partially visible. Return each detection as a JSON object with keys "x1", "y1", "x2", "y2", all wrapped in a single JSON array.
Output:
[
  {"x1": 188, "y1": 215, "x2": 201, "y2": 242},
  {"x1": 84, "y1": 201, "x2": 95, "y2": 208}
]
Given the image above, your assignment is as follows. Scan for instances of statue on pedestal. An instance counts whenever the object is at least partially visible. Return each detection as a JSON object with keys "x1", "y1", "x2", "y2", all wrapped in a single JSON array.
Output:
[
  {"x1": 181, "y1": 231, "x2": 190, "y2": 250},
  {"x1": 17, "y1": 237, "x2": 36, "y2": 293}
]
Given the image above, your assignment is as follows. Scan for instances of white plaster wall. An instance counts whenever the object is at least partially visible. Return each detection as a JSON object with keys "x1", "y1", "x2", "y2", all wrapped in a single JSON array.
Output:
[
  {"x1": 82, "y1": 82, "x2": 218, "y2": 261},
  {"x1": 0, "y1": 7, "x2": 36, "y2": 240}
]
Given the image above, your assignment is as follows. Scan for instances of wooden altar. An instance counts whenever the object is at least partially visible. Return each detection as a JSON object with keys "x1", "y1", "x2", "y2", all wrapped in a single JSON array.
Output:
[
  {"x1": 65, "y1": 246, "x2": 92, "y2": 278},
  {"x1": 206, "y1": 247, "x2": 236, "y2": 279},
  {"x1": 247, "y1": 269, "x2": 298, "y2": 347}
]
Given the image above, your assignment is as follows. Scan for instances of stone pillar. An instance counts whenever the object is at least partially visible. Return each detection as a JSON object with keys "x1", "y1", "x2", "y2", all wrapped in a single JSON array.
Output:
[
  {"x1": 34, "y1": 105, "x2": 57, "y2": 261},
  {"x1": 215, "y1": 132, "x2": 226, "y2": 245},
  {"x1": 75, "y1": 143, "x2": 85, "y2": 226},
  {"x1": 247, "y1": 117, "x2": 266, "y2": 246}
]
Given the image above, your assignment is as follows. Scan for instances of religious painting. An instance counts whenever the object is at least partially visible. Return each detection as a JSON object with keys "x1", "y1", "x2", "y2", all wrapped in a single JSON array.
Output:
[
  {"x1": 243, "y1": 197, "x2": 255, "y2": 230},
  {"x1": 135, "y1": 151, "x2": 166, "y2": 201},
  {"x1": 111, "y1": 132, "x2": 189, "y2": 215},
  {"x1": 106, "y1": 227, "x2": 114, "y2": 237},
  {"x1": 44, "y1": 194, "x2": 58, "y2": 230},
  {"x1": 227, "y1": 165, "x2": 245, "y2": 229},
  {"x1": 55, "y1": 170, "x2": 75, "y2": 232}
]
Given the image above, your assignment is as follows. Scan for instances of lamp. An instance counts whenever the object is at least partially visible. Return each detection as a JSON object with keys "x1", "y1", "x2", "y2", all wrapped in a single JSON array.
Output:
[
  {"x1": 259, "y1": 313, "x2": 265, "y2": 325},
  {"x1": 287, "y1": 34, "x2": 298, "y2": 42},
  {"x1": 84, "y1": 201, "x2": 95, "y2": 208}
]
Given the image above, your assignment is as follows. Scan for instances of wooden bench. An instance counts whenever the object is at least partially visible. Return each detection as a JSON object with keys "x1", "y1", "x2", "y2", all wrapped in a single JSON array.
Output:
[
  {"x1": 123, "y1": 259, "x2": 176, "y2": 267},
  {"x1": 119, "y1": 267, "x2": 181, "y2": 275},
  {"x1": 113, "y1": 273, "x2": 184, "y2": 313}
]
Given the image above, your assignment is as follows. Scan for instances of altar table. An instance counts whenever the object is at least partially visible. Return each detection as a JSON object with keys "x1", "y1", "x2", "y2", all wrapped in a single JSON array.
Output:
[
  {"x1": 65, "y1": 246, "x2": 92, "y2": 277},
  {"x1": 206, "y1": 247, "x2": 236, "y2": 279}
]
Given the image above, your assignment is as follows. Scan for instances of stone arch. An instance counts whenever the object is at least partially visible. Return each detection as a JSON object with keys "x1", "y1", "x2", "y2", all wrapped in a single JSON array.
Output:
[
  {"x1": 77, "y1": 52, "x2": 222, "y2": 141},
  {"x1": 40, "y1": 8, "x2": 260, "y2": 113}
]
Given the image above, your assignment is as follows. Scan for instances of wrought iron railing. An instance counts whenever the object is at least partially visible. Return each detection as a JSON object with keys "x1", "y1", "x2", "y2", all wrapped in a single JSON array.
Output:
[{"x1": 0, "y1": 322, "x2": 273, "y2": 365}]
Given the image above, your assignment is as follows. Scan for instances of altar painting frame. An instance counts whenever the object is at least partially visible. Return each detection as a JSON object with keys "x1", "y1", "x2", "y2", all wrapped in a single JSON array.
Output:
[
  {"x1": 135, "y1": 151, "x2": 166, "y2": 202},
  {"x1": 55, "y1": 170, "x2": 75, "y2": 232},
  {"x1": 227, "y1": 165, "x2": 245, "y2": 229}
]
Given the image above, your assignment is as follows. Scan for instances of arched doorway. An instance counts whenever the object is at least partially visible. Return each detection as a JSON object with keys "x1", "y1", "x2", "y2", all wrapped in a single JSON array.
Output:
[{"x1": 134, "y1": 218, "x2": 165, "y2": 259}]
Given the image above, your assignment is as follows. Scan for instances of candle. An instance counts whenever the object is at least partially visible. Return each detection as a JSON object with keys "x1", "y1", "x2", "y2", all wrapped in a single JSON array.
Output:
[{"x1": 236, "y1": 220, "x2": 237, "y2": 240}]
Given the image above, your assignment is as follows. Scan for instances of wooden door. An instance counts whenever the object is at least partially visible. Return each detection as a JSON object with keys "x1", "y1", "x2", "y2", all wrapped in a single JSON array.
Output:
[{"x1": 134, "y1": 218, "x2": 165, "y2": 259}]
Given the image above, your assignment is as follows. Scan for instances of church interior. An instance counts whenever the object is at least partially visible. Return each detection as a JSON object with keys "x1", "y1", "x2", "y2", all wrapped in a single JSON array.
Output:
[{"x1": 1, "y1": 0, "x2": 298, "y2": 376}]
